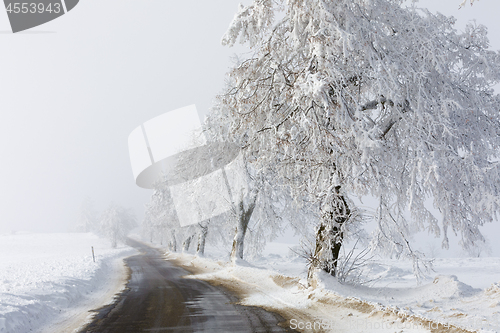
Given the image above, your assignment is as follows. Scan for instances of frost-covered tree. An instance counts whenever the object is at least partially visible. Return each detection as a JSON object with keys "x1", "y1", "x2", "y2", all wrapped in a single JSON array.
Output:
[
  {"x1": 143, "y1": 175, "x2": 227, "y2": 255},
  {"x1": 209, "y1": 145, "x2": 309, "y2": 261},
  {"x1": 213, "y1": 0, "x2": 500, "y2": 279},
  {"x1": 75, "y1": 197, "x2": 98, "y2": 233},
  {"x1": 162, "y1": 136, "x2": 298, "y2": 261},
  {"x1": 100, "y1": 203, "x2": 137, "y2": 248},
  {"x1": 143, "y1": 178, "x2": 179, "y2": 247},
  {"x1": 143, "y1": 148, "x2": 302, "y2": 260},
  {"x1": 227, "y1": 162, "x2": 316, "y2": 261}
]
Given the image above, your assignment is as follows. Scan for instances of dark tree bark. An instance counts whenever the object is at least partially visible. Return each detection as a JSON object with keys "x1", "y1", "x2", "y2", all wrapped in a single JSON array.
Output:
[
  {"x1": 230, "y1": 193, "x2": 258, "y2": 261},
  {"x1": 169, "y1": 229, "x2": 177, "y2": 252},
  {"x1": 308, "y1": 186, "x2": 350, "y2": 282},
  {"x1": 197, "y1": 222, "x2": 209, "y2": 256},
  {"x1": 183, "y1": 234, "x2": 194, "y2": 252}
]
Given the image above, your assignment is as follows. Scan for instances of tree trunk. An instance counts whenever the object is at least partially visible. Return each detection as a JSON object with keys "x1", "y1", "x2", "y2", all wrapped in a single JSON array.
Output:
[
  {"x1": 183, "y1": 234, "x2": 194, "y2": 252},
  {"x1": 230, "y1": 193, "x2": 257, "y2": 261},
  {"x1": 169, "y1": 230, "x2": 177, "y2": 252},
  {"x1": 111, "y1": 224, "x2": 118, "y2": 248},
  {"x1": 307, "y1": 186, "x2": 350, "y2": 282},
  {"x1": 197, "y1": 223, "x2": 209, "y2": 256}
]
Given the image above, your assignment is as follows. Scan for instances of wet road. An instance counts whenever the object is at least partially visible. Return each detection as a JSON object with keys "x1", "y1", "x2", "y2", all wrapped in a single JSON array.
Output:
[{"x1": 79, "y1": 239, "x2": 297, "y2": 333}]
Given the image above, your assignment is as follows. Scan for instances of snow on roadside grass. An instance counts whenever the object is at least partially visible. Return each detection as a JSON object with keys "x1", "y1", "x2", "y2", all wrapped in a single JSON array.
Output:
[
  {"x1": 166, "y1": 252, "x2": 434, "y2": 333},
  {"x1": 163, "y1": 242, "x2": 500, "y2": 333},
  {"x1": 259, "y1": 244, "x2": 500, "y2": 332},
  {"x1": 0, "y1": 233, "x2": 136, "y2": 333},
  {"x1": 321, "y1": 258, "x2": 500, "y2": 333}
]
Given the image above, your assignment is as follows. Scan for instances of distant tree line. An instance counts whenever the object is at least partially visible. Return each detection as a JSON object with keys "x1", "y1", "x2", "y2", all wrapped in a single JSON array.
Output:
[{"x1": 75, "y1": 197, "x2": 137, "y2": 248}]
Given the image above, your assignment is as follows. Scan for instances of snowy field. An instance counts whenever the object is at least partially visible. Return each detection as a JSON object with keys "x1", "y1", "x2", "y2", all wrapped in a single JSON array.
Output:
[
  {"x1": 0, "y1": 233, "x2": 136, "y2": 333},
  {"x1": 167, "y1": 241, "x2": 500, "y2": 333}
]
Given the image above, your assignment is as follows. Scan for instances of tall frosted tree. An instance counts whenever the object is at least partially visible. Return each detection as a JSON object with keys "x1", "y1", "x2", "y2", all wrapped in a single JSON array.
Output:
[
  {"x1": 212, "y1": 0, "x2": 500, "y2": 279},
  {"x1": 143, "y1": 176, "x2": 214, "y2": 253},
  {"x1": 100, "y1": 203, "x2": 137, "y2": 248},
  {"x1": 76, "y1": 197, "x2": 98, "y2": 233},
  {"x1": 143, "y1": 179, "x2": 178, "y2": 247}
]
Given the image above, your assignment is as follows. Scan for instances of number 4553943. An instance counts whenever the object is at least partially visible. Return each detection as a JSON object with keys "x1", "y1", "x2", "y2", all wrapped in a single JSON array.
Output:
[{"x1": 6, "y1": 3, "x2": 61, "y2": 14}]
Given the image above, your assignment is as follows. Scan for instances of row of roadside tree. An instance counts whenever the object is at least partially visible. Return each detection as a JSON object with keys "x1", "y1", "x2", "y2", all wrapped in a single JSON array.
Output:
[{"x1": 147, "y1": 0, "x2": 500, "y2": 284}]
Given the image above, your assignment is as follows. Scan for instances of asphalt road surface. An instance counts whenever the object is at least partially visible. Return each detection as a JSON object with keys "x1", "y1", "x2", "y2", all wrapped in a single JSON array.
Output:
[{"x1": 79, "y1": 239, "x2": 298, "y2": 333}]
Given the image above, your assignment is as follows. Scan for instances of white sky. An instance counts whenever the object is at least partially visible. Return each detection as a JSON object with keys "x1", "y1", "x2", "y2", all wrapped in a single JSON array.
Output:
[
  {"x1": 0, "y1": 0, "x2": 248, "y2": 232},
  {"x1": 0, "y1": 0, "x2": 499, "y2": 236}
]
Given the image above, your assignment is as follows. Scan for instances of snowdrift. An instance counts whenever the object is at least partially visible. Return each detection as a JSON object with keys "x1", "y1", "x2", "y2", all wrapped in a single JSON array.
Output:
[{"x1": 0, "y1": 233, "x2": 136, "y2": 333}]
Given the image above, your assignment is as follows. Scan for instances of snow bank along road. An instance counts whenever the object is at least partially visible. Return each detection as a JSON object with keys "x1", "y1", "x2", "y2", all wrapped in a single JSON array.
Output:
[
  {"x1": 168, "y1": 250, "x2": 481, "y2": 333},
  {"x1": 0, "y1": 233, "x2": 135, "y2": 333},
  {"x1": 79, "y1": 238, "x2": 298, "y2": 333}
]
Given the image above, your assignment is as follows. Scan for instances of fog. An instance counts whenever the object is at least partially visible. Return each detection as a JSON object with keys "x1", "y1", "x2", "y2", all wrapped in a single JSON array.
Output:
[
  {"x1": 0, "y1": 0, "x2": 248, "y2": 233},
  {"x1": 0, "y1": 0, "x2": 499, "y2": 241}
]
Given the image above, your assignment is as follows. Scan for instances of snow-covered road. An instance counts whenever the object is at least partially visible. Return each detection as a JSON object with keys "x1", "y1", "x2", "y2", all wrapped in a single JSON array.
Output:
[{"x1": 79, "y1": 238, "x2": 297, "y2": 332}]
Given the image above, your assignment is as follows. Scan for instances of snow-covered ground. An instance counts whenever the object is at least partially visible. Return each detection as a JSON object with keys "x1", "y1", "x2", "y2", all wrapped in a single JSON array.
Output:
[
  {"x1": 0, "y1": 233, "x2": 136, "y2": 333},
  {"x1": 166, "y1": 241, "x2": 500, "y2": 333},
  {"x1": 2, "y1": 232, "x2": 498, "y2": 332}
]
